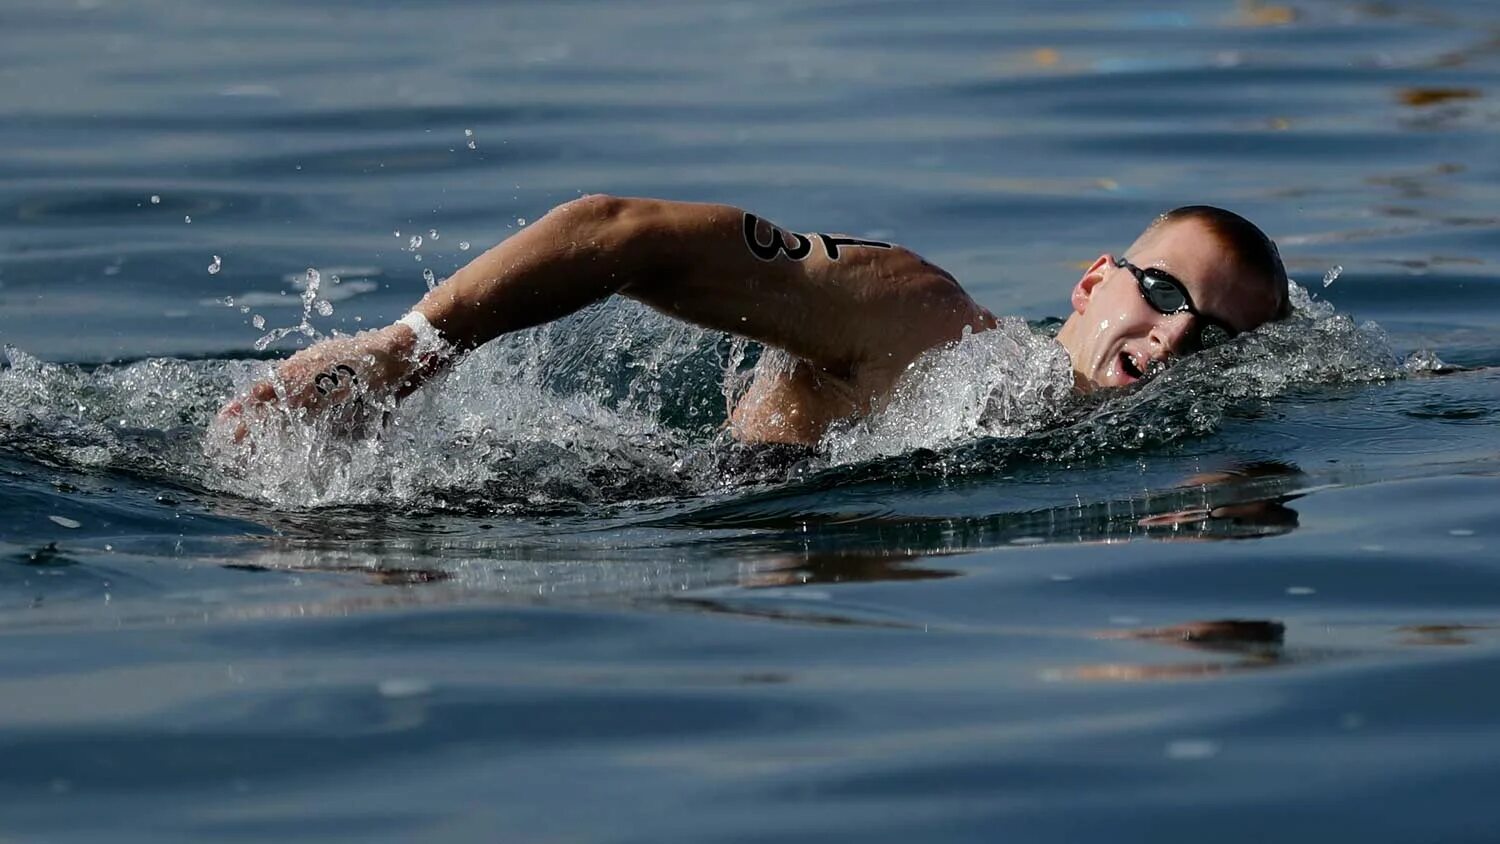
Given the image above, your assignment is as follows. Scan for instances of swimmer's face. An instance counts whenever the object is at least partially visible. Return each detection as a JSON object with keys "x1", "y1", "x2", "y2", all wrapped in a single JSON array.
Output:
[{"x1": 1056, "y1": 217, "x2": 1283, "y2": 389}]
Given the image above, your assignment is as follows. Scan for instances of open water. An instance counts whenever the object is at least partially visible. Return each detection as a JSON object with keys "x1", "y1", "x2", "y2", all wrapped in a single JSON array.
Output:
[{"x1": 3, "y1": 0, "x2": 1500, "y2": 840}]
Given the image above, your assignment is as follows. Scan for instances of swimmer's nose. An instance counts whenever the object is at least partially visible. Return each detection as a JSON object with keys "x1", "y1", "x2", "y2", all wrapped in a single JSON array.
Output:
[{"x1": 1148, "y1": 312, "x2": 1197, "y2": 359}]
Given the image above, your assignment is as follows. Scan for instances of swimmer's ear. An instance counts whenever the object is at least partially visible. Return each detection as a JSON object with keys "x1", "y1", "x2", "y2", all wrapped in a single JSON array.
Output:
[{"x1": 1070, "y1": 255, "x2": 1112, "y2": 314}]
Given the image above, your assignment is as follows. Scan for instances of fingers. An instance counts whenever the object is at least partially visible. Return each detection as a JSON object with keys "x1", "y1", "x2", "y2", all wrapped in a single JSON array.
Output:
[
  {"x1": 250, "y1": 381, "x2": 277, "y2": 403},
  {"x1": 211, "y1": 326, "x2": 416, "y2": 454}
]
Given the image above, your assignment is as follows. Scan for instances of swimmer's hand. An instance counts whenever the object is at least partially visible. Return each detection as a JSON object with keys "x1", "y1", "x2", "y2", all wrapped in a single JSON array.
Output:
[{"x1": 214, "y1": 324, "x2": 422, "y2": 443}]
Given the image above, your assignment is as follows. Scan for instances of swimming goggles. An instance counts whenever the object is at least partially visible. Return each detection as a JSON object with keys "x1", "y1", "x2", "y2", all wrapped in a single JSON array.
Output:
[{"x1": 1113, "y1": 257, "x2": 1236, "y2": 350}]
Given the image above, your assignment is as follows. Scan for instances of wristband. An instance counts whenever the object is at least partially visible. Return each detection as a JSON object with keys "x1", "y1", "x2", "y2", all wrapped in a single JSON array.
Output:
[{"x1": 397, "y1": 311, "x2": 455, "y2": 359}]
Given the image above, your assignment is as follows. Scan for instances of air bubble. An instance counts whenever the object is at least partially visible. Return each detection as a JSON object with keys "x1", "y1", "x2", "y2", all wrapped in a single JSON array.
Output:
[
  {"x1": 459, "y1": 241, "x2": 471, "y2": 251},
  {"x1": 1322, "y1": 265, "x2": 1343, "y2": 288},
  {"x1": 422, "y1": 268, "x2": 436, "y2": 288},
  {"x1": 316, "y1": 301, "x2": 334, "y2": 316},
  {"x1": 184, "y1": 215, "x2": 192, "y2": 223},
  {"x1": 517, "y1": 217, "x2": 527, "y2": 227},
  {"x1": 252, "y1": 314, "x2": 265, "y2": 329},
  {"x1": 408, "y1": 235, "x2": 423, "y2": 251},
  {"x1": 149, "y1": 195, "x2": 161, "y2": 205},
  {"x1": 428, "y1": 229, "x2": 439, "y2": 241},
  {"x1": 207, "y1": 255, "x2": 222, "y2": 274}
]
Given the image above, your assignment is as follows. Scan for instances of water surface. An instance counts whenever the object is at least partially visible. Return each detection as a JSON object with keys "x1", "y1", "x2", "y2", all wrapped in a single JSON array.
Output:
[{"x1": 3, "y1": 0, "x2": 1500, "y2": 840}]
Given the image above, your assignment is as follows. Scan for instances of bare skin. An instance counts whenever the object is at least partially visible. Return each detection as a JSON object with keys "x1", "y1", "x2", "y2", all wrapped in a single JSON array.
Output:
[
  {"x1": 217, "y1": 196, "x2": 1281, "y2": 447},
  {"x1": 1055, "y1": 217, "x2": 1283, "y2": 390}
]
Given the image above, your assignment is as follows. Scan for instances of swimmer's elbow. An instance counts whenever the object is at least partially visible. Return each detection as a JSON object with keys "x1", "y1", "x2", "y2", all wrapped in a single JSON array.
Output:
[
  {"x1": 546, "y1": 194, "x2": 664, "y2": 251},
  {"x1": 544, "y1": 195, "x2": 695, "y2": 288},
  {"x1": 549, "y1": 193, "x2": 629, "y2": 228}
]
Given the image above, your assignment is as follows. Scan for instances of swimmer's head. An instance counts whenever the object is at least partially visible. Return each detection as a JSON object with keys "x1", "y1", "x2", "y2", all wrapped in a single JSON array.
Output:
[{"x1": 1055, "y1": 205, "x2": 1290, "y2": 389}]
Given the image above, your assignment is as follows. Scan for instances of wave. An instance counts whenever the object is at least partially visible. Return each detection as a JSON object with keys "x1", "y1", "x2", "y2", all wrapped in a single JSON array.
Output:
[{"x1": 0, "y1": 283, "x2": 1443, "y2": 513}]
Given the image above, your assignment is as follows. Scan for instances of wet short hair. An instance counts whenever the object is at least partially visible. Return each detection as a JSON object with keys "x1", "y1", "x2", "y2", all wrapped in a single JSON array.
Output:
[{"x1": 1152, "y1": 205, "x2": 1292, "y2": 320}]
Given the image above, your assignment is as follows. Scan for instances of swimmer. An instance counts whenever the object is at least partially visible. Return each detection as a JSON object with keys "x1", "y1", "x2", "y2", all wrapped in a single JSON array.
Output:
[{"x1": 216, "y1": 196, "x2": 1290, "y2": 445}]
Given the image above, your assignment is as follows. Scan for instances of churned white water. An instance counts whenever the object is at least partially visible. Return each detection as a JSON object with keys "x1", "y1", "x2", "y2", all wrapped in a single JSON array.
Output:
[{"x1": 0, "y1": 283, "x2": 1444, "y2": 512}]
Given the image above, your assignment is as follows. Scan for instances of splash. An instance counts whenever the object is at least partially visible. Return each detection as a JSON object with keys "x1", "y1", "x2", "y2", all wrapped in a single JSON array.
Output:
[
  {"x1": 0, "y1": 285, "x2": 1444, "y2": 512},
  {"x1": 202, "y1": 303, "x2": 744, "y2": 510},
  {"x1": 823, "y1": 318, "x2": 1074, "y2": 465},
  {"x1": 252, "y1": 268, "x2": 330, "y2": 351}
]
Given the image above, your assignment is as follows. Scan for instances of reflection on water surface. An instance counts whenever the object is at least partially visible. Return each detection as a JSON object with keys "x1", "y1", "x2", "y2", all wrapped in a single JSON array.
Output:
[{"x1": 4, "y1": 0, "x2": 1500, "y2": 840}]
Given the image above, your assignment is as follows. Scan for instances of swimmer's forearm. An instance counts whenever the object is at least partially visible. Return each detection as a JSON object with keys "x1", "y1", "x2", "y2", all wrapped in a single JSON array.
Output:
[
  {"x1": 396, "y1": 193, "x2": 984, "y2": 377},
  {"x1": 407, "y1": 195, "x2": 686, "y2": 351}
]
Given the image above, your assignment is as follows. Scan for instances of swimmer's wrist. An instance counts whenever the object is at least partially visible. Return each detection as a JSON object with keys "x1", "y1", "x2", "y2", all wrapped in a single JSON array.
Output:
[{"x1": 396, "y1": 311, "x2": 456, "y2": 359}]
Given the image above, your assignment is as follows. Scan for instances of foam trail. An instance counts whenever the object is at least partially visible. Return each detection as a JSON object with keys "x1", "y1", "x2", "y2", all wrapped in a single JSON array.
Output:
[{"x1": 0, "y1": 286, "x2": 1444, "y2": 512}]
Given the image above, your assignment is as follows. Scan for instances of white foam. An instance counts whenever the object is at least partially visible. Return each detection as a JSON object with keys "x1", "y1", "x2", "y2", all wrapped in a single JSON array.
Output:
[
  {"x1": 0, "y1": 284, "x2": 1449, "y2": 511},
  {"x1": 823, "y1": 318, "x2": 1073, "y2": 464}
]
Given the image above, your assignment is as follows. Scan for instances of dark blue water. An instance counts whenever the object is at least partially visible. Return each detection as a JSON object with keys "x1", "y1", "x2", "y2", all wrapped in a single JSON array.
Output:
[{"x1": 4, "y1": 0, "x2": 1500, "y2": 840}]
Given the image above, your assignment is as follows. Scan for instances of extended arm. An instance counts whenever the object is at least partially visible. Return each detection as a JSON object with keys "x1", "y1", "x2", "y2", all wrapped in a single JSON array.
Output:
[{"x1": 216, "y1": 195, "x2": 991, "y2": 440}]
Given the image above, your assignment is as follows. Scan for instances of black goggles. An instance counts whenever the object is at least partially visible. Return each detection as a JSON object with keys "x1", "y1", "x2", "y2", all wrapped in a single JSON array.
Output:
[{"x1": 1113, "y1": 257, "x2": 1237, "y2": 350}]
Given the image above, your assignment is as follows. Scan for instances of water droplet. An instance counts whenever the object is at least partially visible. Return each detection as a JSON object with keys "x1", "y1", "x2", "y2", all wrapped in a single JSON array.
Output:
[
  {"x1": 393, "y1": 230, "x2": 401, "y2": 238},
  {"x1": 306, "y1": 267, "x2": 320, "y2": 287},
  {"x1": 1286, "y1": 585, "x2": 1316, "y2": 596},
  {"x1": 329, "y1": 274, "x2": 341, "y2": 285},
  {"x1": 414, "y1": 253, "x2": 423, "y2": 262},
  {"x1": 464, "y1": 128, "x2": 474, "y2": 137},
  {"x1": 428, "y1": 229, "x2": 439, "y2": 240},
  {"x1": 422, "y1": 268, "x2": 436, "y2": 288},
  {"x1": 48, "y1": 515, "x2": 81, "y2": 529},
  {"x1": 184, "y1": 215, "x2": 192, "y2": 223},
  {"x1": 251, "y1": 314, "x2": 265, "y2": 329},
  {"x1": 467, "y1": 139, "x2": 477, "y2": 150},
  {"x1": 408, "y1": 235, "x2": 423, "y2": 250},
  {"x1": 458, "y1": 241, "x2": 470, "y2": 251},
  {"x1": 207, "y1": 255, "x2": 222, "y2": 274},
  {"x1": 1322, "y1": 265, "x2": 1343, "y2": 288},
  {"x1": 316, "y1": 300, "x2": 333, "y2": 316},
  {"x1": 149, "y1": 194, "x2": 161, "y2": 204},
  {"x1": 240, "y1": 306, "x2": 250, "y2": 313},
  {"x1": 516, "y1": 217, "x2": 527, "y2": 227}
]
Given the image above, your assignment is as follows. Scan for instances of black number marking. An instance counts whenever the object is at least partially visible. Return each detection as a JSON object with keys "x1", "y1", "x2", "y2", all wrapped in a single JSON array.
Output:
[
  {"x1": 814, "y1": 233, "x2": 893, "y2": 260},
  {"x1": 743, "y1": 213, "x2": 812, "y2": 262},
  {"x1": 741, "y1": 213, "x2": 893, "y2": 262},
  {"x1": 314, "y1": 364, "x2": 359, "y2": 396}
]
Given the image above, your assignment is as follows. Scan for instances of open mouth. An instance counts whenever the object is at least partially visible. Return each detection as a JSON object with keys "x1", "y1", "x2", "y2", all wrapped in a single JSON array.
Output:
[{"x1": 1118, "y1": 350, "x2": 1146, "y2": 382}]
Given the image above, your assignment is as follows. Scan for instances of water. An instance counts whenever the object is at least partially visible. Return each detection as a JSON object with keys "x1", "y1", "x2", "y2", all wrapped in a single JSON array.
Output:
[{"x1": 3, "y1": 0, "x2": 1500, "y2": 840}]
